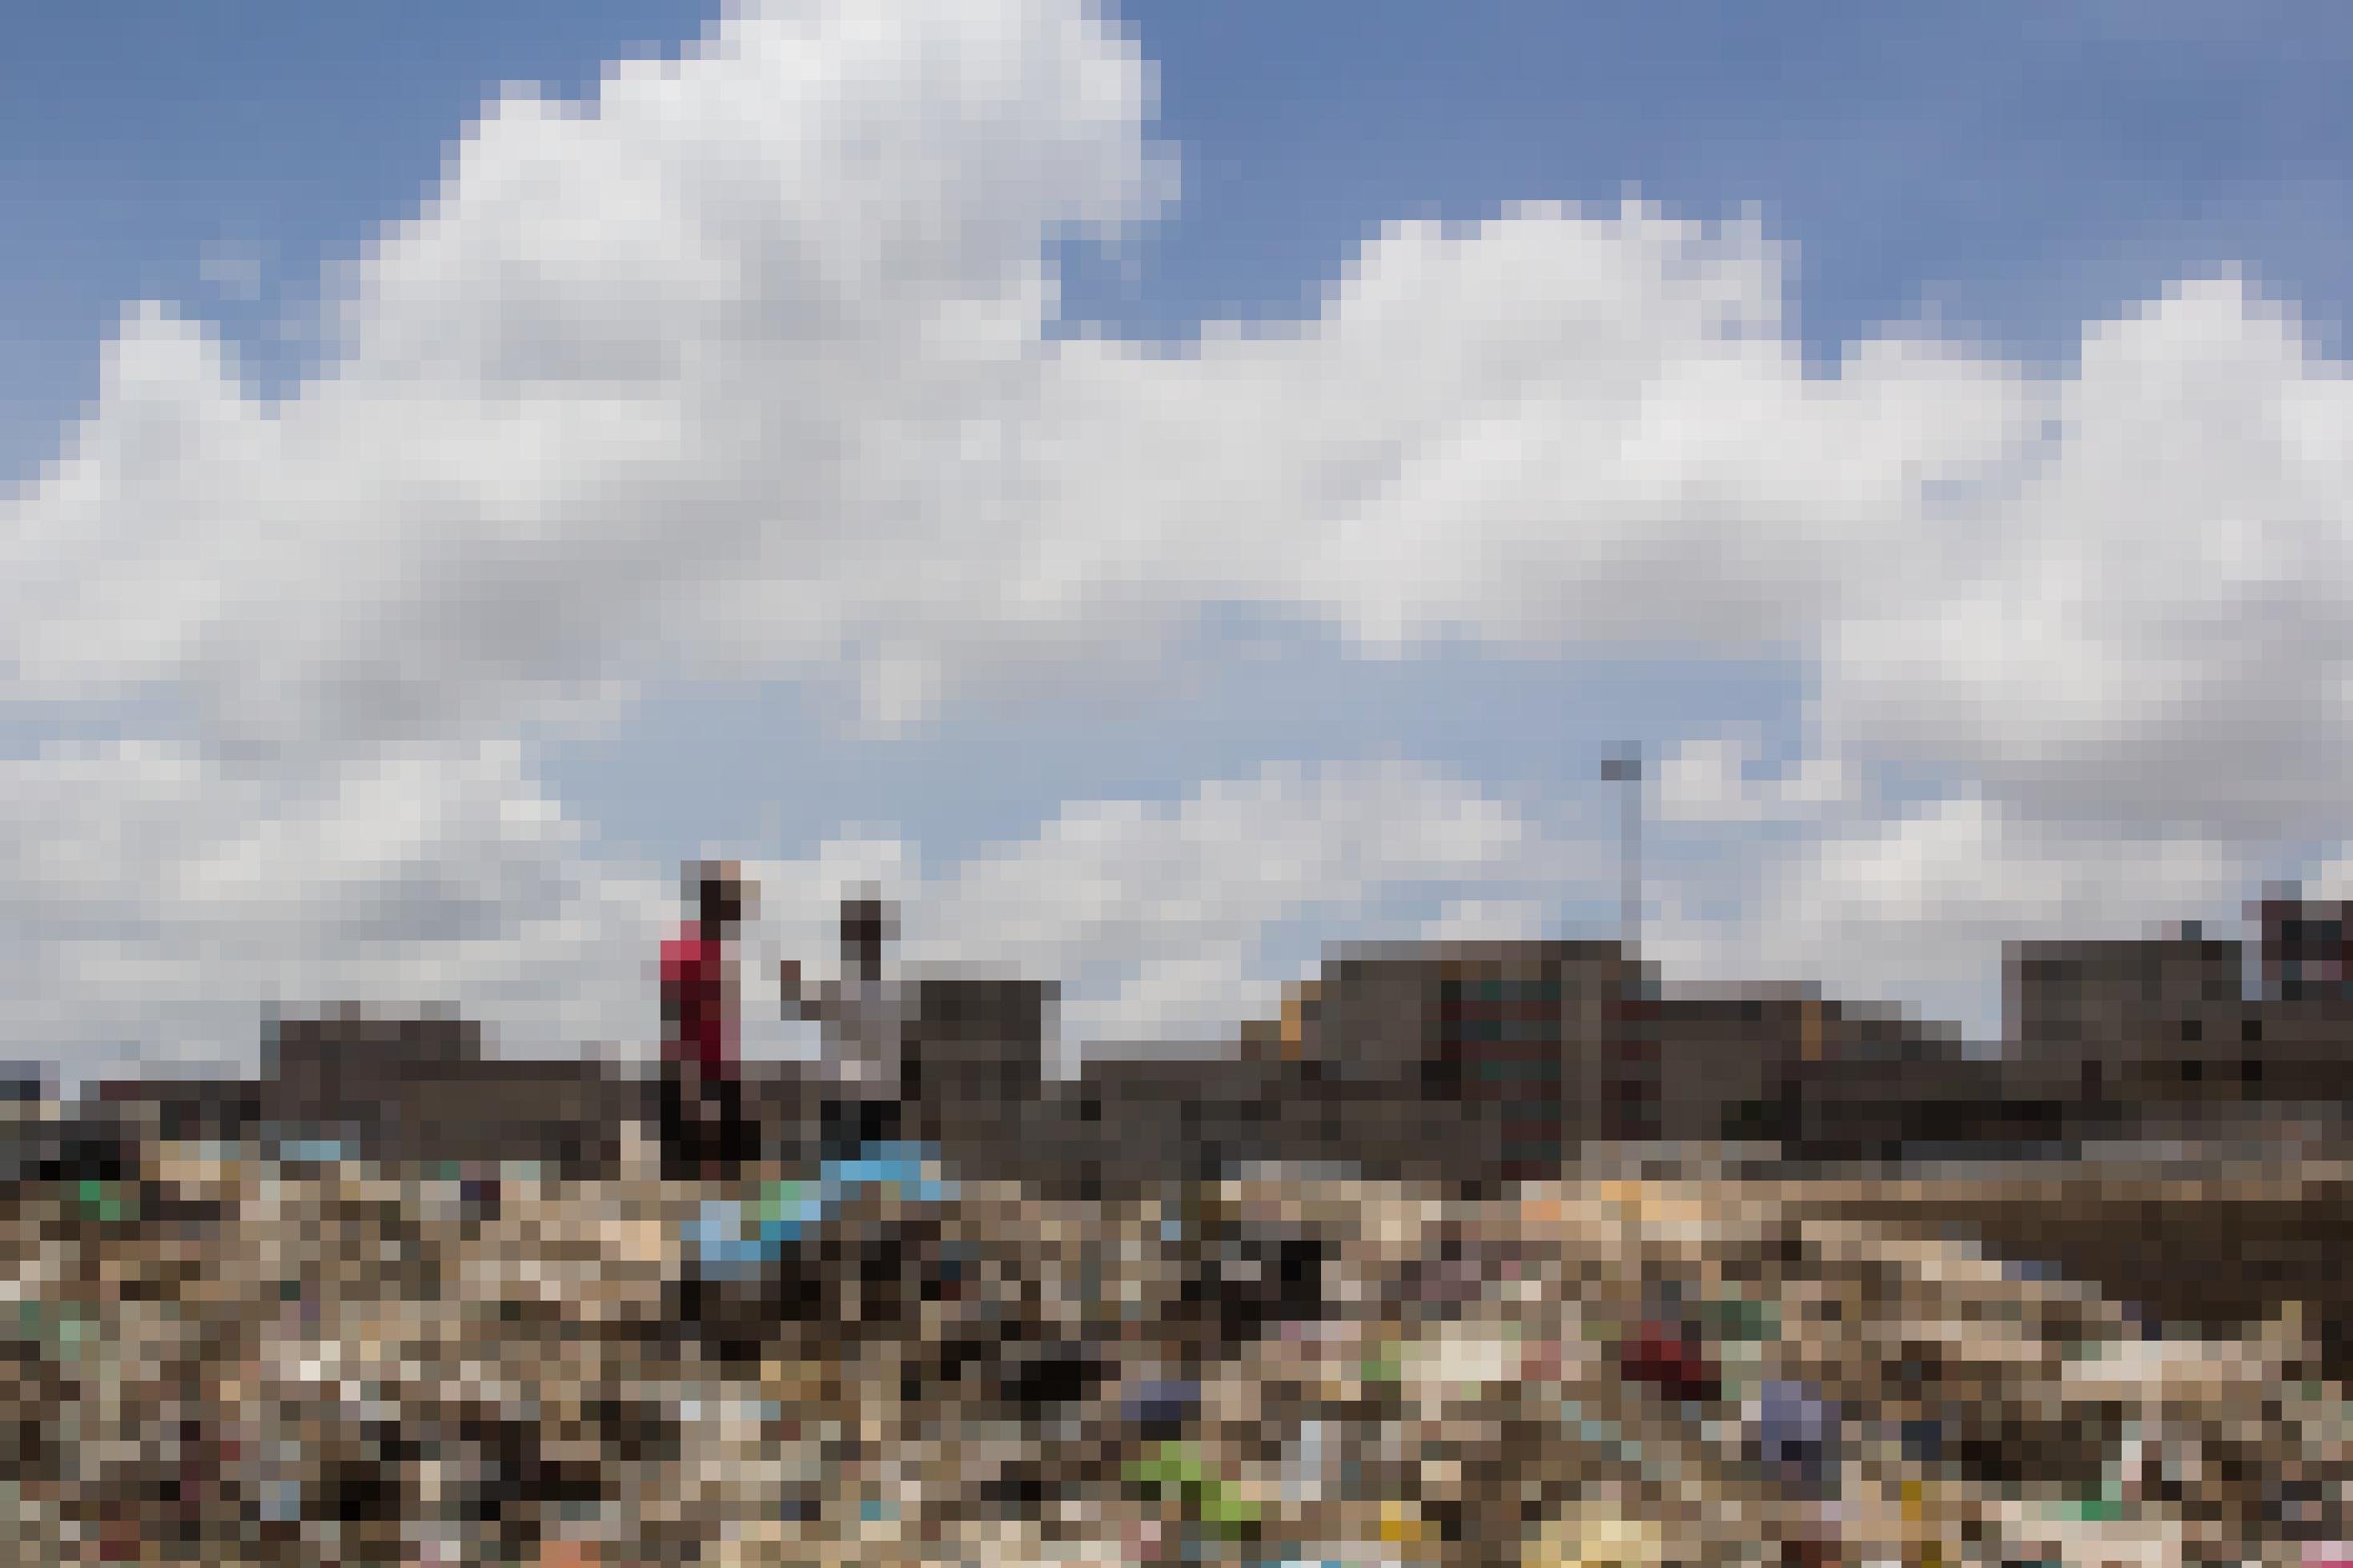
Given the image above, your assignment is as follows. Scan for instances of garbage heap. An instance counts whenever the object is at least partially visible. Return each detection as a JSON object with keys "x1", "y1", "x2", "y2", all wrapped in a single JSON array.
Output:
[{"x1": 4, "y1": 1130, "x2": 2351, "y2": 1567}]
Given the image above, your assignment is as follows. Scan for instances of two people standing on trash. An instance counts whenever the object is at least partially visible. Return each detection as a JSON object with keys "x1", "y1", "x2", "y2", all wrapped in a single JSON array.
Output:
[{"x1": 657, "y1": 862, "x2": 910, "y2": 1180}]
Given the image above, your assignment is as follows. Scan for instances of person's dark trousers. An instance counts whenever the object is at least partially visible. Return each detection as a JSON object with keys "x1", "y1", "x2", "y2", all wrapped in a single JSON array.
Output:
[
  {"x1": 721, "y1": 1077, "x2": 761, "y2": 1171},
  {"x1": 661, "y1": 1061, "x2": 752, "y2": 1181},
  {"x1": 705, "y1": 1072, "x2": 754, "y2": 1176},
  {"x1": 659, "y1": 1061, "x2": 696, "y2": 1180},
  {"x1": 819, "y1": 1097, "x2": 904, "y2": 1164}
]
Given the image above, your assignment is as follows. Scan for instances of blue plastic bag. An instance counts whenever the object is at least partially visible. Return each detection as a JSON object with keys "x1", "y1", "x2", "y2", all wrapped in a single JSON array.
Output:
[{"x1": 685, "y1": 1141, "x2": 954, "y2": 1277}]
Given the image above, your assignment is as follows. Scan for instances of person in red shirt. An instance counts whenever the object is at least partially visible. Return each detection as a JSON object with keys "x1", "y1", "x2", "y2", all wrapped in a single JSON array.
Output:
[{"x1": 659, "y1": 860, "x2": 757, "y2": 1181}]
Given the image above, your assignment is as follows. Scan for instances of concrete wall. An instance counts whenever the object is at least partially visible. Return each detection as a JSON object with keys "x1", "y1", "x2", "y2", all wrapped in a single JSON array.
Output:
[
  {"x1": 1648, "y1": 993, "x2": 1817, "y2": 1145},
  {"x1": 901, "y1": 975, "x2": 1054, "y2": 1178},
  {"x1": 257, "y1": 1013, "x2": 648, "y2": 1173},
  {"x1": 1790, "y1": 1050, "x2": 2014, "y2": 1158}
]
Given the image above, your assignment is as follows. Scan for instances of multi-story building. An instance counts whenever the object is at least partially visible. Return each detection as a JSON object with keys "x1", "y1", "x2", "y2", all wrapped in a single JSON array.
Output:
[
  {"x1": 2001, "y1": 913, "x2": 2353, "y2": 1135},
  {"x1": 2002, "y1": 928, "x2": 2246, "y2": 1111},
  {"x1": 1301, "y1": 939, "x2": 1628, "y2": 1177}
]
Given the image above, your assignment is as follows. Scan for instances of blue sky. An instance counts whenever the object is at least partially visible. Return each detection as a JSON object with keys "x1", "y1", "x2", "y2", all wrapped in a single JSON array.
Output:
[
  {"x1": 10, "y1": 1, "x2": 2352, "y2": 474},
  {"x1": 3, "y1": 1, "x2": 2350, "y2": 1077}
]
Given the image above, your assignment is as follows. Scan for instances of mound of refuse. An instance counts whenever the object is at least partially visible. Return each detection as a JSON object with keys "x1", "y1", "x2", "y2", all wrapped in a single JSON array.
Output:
[{"x1": 3, "y1": 1129, "x2": 2348, "y2": 1566}]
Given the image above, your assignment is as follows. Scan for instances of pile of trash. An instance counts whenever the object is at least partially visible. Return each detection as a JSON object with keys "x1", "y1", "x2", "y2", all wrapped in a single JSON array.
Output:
[{"x1": 4, "y1": 1121, "x2": 2350, "y2": 1566}]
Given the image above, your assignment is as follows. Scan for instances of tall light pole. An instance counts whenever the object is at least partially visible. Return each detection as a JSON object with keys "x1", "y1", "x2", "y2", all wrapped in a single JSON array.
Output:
[
  {"x1": 1600, "y1": 744, "x2": 1641, "y2": 956},
  {"x1": 1599, "y1": 742, "x2": 1646, "y2": 1143}
]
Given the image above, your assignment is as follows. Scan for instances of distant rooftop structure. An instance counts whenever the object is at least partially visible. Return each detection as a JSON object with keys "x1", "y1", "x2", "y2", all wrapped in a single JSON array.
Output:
[
  {"x1": 2255, "y1": 891, "x2": 2353, "y2": 1005},
  {"x1": 0, "y1": 1065, "x2": 49, "y2": 1103}
]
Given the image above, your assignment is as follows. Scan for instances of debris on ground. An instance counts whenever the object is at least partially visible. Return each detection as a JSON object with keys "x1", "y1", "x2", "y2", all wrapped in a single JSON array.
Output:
[{"x1": 2, "y1": 1138, "x2": 2346, "y2": 1566}]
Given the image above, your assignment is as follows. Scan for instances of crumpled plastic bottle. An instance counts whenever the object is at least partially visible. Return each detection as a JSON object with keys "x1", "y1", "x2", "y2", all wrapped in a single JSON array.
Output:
[{"x1": 1747, "y1": 1379, "x2": 1841, "y2": 1496}]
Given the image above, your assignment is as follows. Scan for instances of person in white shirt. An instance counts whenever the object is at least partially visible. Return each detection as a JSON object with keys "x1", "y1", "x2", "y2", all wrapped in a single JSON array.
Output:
[{"x1": 781, "y1": 893, "x2": 908, "y2": 1162}]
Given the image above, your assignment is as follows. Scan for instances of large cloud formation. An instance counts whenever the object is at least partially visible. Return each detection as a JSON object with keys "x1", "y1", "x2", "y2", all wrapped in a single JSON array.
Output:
[
  {"x1": 2, "y1": 0, "x2": 2344, "y2": 1078},
  {"x1": 727, "y1": 760, "x2": 1592, "y2": 1076}
]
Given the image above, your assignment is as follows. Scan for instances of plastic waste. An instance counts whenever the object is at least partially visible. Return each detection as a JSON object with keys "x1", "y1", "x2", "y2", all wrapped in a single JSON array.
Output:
[
  {"x1": 684, "y1": 1141, "x2": 954, "y2": 1277},
  {"x1": 1748, "y1": 1380, "x2": 1840, "y2": 1495},
  {"x1": 1124, "y1": 1378, "x2": 1202, "y2": 1438},
  {"x1": 1127, "y1": 1441, "x2": 1263, "y2": 1541},
  {"x1": 1617, "y1": 1321, "x2": 1721, "y2": 1404}
]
